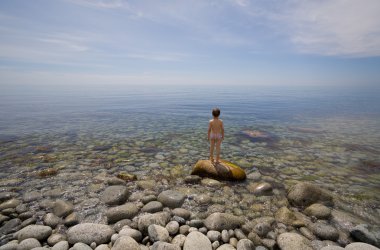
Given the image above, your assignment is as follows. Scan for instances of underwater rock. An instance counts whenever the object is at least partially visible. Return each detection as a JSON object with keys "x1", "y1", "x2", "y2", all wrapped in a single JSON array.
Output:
[
  {"x1": 191, "y1": 160, "x2": 246, "y2": 181},
  {"x1": 116, "y1": 172, "x2": 137, "y2": 182},
  {"x1": 37, "y1": 168, "x2": 58, "y2": 178},
  {"x1": 287, "y1": 182, "x2": 333, "y2": 207},
  {"x1": 247, "y1": 182, "x2": 273, "y2": 196}
]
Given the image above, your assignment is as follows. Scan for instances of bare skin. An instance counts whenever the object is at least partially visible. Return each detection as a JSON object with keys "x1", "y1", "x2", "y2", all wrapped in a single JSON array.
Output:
[{"x1": 208, "y1": 116, "x2": 224, "y2": 164}]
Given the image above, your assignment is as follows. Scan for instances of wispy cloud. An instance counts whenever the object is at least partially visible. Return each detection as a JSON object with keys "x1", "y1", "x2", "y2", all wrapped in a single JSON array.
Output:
[{"x1": 66, "y1": 0, "x2": 125, "y2": 9}]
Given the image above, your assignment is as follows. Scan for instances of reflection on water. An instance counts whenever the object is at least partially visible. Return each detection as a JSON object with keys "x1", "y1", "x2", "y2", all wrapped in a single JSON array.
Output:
[{"x1": 0, "y1": 84, "x2": 379, "y2": 224}]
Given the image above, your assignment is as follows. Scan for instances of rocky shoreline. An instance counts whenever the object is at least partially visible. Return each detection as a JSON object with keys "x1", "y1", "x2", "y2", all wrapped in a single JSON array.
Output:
[{"x1": 1, "y1": 175, "x2": 380, "y2": 250}]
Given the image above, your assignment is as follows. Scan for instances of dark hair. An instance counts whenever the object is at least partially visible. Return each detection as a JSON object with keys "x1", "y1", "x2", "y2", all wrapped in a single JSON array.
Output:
[{"x1": 212, "y1": 108, "x2": 220, "y2": 117}]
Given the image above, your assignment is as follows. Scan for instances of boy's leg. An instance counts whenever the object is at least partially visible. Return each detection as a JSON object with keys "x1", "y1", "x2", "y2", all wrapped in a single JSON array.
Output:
[
  {"x1": 215, "y1": 139, "x2": 222, "y2": 164},
  {"x1": 210, "y1": 139, "x2": 215, "y2": 162}
]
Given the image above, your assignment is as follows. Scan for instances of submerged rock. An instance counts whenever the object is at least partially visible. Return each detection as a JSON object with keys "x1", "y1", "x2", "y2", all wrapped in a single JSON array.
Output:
[
  {"x1": 287, "y1": 182, "x2": 333, "y2": 207},
  {"x1": 204, "y1": 213, "x2": 244, "y2": 231},
  {"x1": 191, "y1": 160, "x2": 246, "y2": 181},
  {"x1": 277, "y1": 232, "x2": 313, "y2": 250},
  {"x1": 157, "y1": 190, "x2": 186, "y2": 208}
]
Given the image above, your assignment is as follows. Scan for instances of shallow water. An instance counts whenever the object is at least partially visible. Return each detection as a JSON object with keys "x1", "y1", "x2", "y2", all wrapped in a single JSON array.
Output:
[{"x1": 1, "y1": 84, "x2": 379, "y2": 224}]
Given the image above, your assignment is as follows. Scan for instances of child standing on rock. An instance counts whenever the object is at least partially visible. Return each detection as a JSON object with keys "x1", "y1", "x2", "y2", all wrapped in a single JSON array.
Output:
[{"x1": 208, "y1": 108, "x2": 224, "y2": 165}]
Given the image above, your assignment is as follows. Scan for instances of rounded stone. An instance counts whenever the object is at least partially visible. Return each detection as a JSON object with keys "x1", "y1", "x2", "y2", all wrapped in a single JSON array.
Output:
[
  {"x1": 216, "y1": 244, "x2": 236, "y2": 250},
  {"x1": 112, "y1": 236, "x2": 140, "y2": 250},
  {"x1": 53, "y1": 200, "x2": 73, "y2": 218},
  {"x1": 207, "y1": 231, "x2": 221, "y2": 242},
  {"x1": 157, "y1": 190, "x2": 186, "y2": 208},
  {"x1": 172, "y1": 234, "x2": 187, "y2": 248},
  {"x1": 48, "y1": 233, "x2": 67, "y2": 246},
  {"x1": 17, "y1": 238, "x2": 41, "y2": 250},
  {"x1": 204, "y1": 213, "x2": 244, "y2": 231},
  {"x1": 0, "y1": 199, "x2": 21, "y2": 210},
  {"x1": 172, "y1": 208, "x2": 191, "y2": 220},
  {"x1": 106, "y1": 203, "x2": 139, "y2": 224},
  {"x1": 166, "y1": 221, "x2": 180, "y2": 235},
  {"x1": 101, "y1": 186, "x2": 129, "y2": 205},
  {"x1": 304, "y1": 203, "x2": 331, "y2": 219},
  {"x1": 94, "y1": 245, "x2": 110, "y2": 250},
  {"x1": 236, "y1": 239, "x2": 254, "y2": 250},
  {"x1": 310, "y1": 222, "x2": 339, "y2": 241},
  {"x1": 148, "y1": 224, "x2": 170, "y2": 242},
  {"x1": 287, "y1": 182, "x2": 333, "y2": 207},
  {"x1": 17, "y1": 225, "x2": 52, "y2": 241},
  {"x1": 275, "y1": 206, "x2": 296, "y2": 225},
  {"x1": 72, "y1": 243, "x2": 92, "y2": 250},
  {"x1": 67, "y1": 223, "x2": 115, "y2": 245},
  {"x1": 151, "y1": 242, "x2": 181, "y2": 250},
  {"x1": 141, "y1": 201, "x2": 163, "y2": 213},
  {"x1": 253, "y1": 222, "x2": 271, "y2": 237},
  {"x1": 222, "y1": 230, "x2": 230, "y2": 243},
  {"x1": 320, "y1": 246, "x2": 344, "y2": 250},
  {"x1": 345, "y1": 242, "x2": 380, "y2": 250},
  {"x1": 247, "y1": 182, "x2": 273, "y2": 196},
  {"x1": 138, "y1": 212, "x2": 171, "y2": 234},
  {"x1": 183, "y1": 231, "x2": 212, "y2": 250},
  {"x1": 52, "y1": 241, "x2": 69, "y2": 250},
  {"x1": 277, "y1": 232, "x2": 312, "y2": 250},
  {"x1": 44, "y1": 213, "x2": 61, "y2": 228},
  {"x1": 118, "y1": 228, "x2": 142, "y2": 242}
]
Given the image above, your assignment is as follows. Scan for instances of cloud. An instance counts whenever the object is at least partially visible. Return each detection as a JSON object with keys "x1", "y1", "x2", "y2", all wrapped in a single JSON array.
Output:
[{"x1": 66, "y1": 0, "x2": 125, "y2": 9}]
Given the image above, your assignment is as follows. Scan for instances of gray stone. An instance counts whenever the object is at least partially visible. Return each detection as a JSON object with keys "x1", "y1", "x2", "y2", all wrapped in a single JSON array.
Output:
[
  {"x1": 72, "y1": 243, "x2": 92, "y2": 250},
  {"x1": 157, "y1": 190, "x2": 186, "y2": 208},
  {"x1": 287, "y1": 182, "x2": 333, "y2": 207},
  {"x1": 106, "y1": 203, "x2": 139, "y2": 224},
  {"x1": 320, "y1": 246, "x2": 344, "y2": 250},
  {"x1": 148, "y1": 224, "x2": 170, "y2": 242},
  {"x1": 20, "y1": 217, "x2": 36, "y2": 228},
  {"x1": 138, "y1": 212, "x2": 171, "y2": 234},
  {"x1": 299, "y1": 227, "x2": 316, "y2": 241},
  {"x1": 17, "y1": 238, "x2": 41, "y2": 250},
  {"x1": 118, "y1": 228, "x2": 142, "y2": 242},
  {"x1": 253, "y1": 222, "x2": 271, "y2": 238},
  {"x1": 261, "y1": 239, "x2": 275, "y2": 249},
  {"x1": 172, "y1": 208, "x2": 191, "y2": 220},
  {"x1": 0, "y1": 192, "x2": 18, "y2": 202},
  {"x1": 0, "y1": 214, "x2": 10, "y2": 224},
  {"x1": 101, "y1": 186, "x2": 129, "y2": 205},
  {"x1": 17, "y1": 225, "x2": 52, "y2": 241},
  {"x1": 248, "y1": 182, "x2": 272, "y2": 196},
  {"x1": 236, "y1": 239, "x2": 254, "y2": 250},
  {"x1": 141, "y1": 194, "x2": 156, "y2": 204},
  {"x1": 166, "y1": 221, "x2": 180, "y2": 235},
  {"x1": 0, "y1": 241, "x2": 18, "y2": 250},
  {"x1": 204, "y1": 213, "x2": 244, "y2": 231},
  {"x1": 234, "y1": 229, "x2": 247, "y2": 240},
  {"x1": 0, "y1": 199, "x2": 21, "y2": 210},
  {"x1": 172, "y1": 234, "x2": 187, "y2": 248},
  {"x1": 212, "y1": 241, "x2": 220, "y2": 250},
  {"x1": 310, "y1": 222, "x2": 339, "y2": 241},
  {"x1": 179, "y1": 225, "x2": 190, "y2": 235},
  {"x1": 275, "y1": 206, "x2": 296, "y2": 225},
  {"x1": 350, "y1": 224, "x2": 379, "y2": 247},
  {"x1": 94, "y1": 245, "x2": 110, "y2": 250},
  {"x1": 67, "y1": 223, "x2": 114, "y2": 245},
  {"x1": 304, "y1": 203, "x2": 331, "y2": 219},
  {"x1": 51, "y1": 240, "x2": 69, "y2": 250},
  {"x1": 184, "y1": 175, "x2": 202, "y2": 184},
  {"x1": 23, "y1": 191, "x2": 42, "y2": 203},
  {"x1": 0, "y1": 218, "x2": 21, "y2": 235},
  {"x1": 53, "y1": 200, "x2": 73, "y2": 218},
  {"x1": 345, "y1": 242, "x2": 380, "y2": 250},
  {"x1": 188, "y1": 220, "x2": 204, "y2": 228},
  {"x1": 64, "y1": 212, "x2": 79, "y2": 226},
  {"x1": 48, "y1": 233, "x2": 67, "y2": 246},
  {"x1": 222, "y1": 230, "x2": 230, "y2": 243},
  {"x1": 113, "y1": 219, "x2": 132, "y2": 232},
  {"x1": 216, "y1": 244, "x2": 235, "y2": 250},
  {"x1": 151, "y1": 242, "x2": 181, "y2": 250},
  {"x1": 277, "y1": 232, "x2": 312, "y2": 250},
  {"x1": 111, "y1": 236, "x2": 140, "y2": 250},
  {"x1": 207, "y1": 230, "x2": 222, "y2": 242},
  {"x1": 44, "y1": 213, "x2": 61, "y2": 228},
  {"x1": 141, "y1": 201, "x2": 163, "y2": 213},
  {"x1": 230, "y1": 238, "x2": 238, "y2": 247},
  {"x1": 184, "y1": 231, "x2": 212, "y2": 250}
]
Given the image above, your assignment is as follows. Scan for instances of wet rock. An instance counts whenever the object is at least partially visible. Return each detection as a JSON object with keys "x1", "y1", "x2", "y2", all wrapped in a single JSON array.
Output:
[
  {"x1": 23, "y1": 191, "x2": 42, "y2": 203},
  {"x1": 0, "y1": 192, "x2": 18, "y2": 202},
  {"x1": 72, "y1": 243, "x2": 92, "y2": 250},
  {"x1": 345, "y1": 242, "x2": 380, "y2": 250},
  {"x1": 236, "y1": 239, "x2": 254, "y2": 250},
  {"x1": 16, "y1": 225, "x2": 52, "y2": 241},
  {"x1": 53, "y1": 200, "x2": 73, "y2": 218},
  {"x1": 204, "y1": 213, "x2": 244, "y2": 231},
  {"x1": 0, "y1": 214, "x2": 10, "y2": 224},
  {"x1": 0, "y1": 218, "x2": 21, "y2": 235},
  {"x1": 303, "y1": 203, "x2": 331, "y2": 219},
  {"x1": 67, "y1": 223, "x2": 114, "y2": 245},
  {"x1": 330, "y1": 209, "x2": 366, "y2": 233},
  {"x1": 299, "y1": 227, "x2": 316, "y2": 241},
  {"x1": 43, "y1": 213, "x2": 61, "y2": 228},
  {"x1": 183, "y1": 231, "x2": 212, "y2": 250},
  {"x1": 275, "y1": 206, "x2": 296, "y2": 225},
  {"x1": 151, "y1": 241, "x2": 181, "y2": 250},
  {"x1": 287, "y1": 182, "x2": 333, "y2": 207},
  {"x1": 247, "y1": 182, "x2": 273, "y2": 196},
  {"x1": 17, "y1": 238, "x2": 41, "y2": 250},
  {"x1": 137, "y1": 180, "x2": 156, "y2": 190},
  {"x1": 166, "y1": 221, "x2": 180, "y2": 235},
  {"x1": 148, "y1": 224, "x2": 170, "y2": 242},
  {"x1": 141, "y1": 195, "x2": 156, "y2": 204},
  {"x1": 101, "y1": 186, "x2": 129, "y2": 205},
  {"x1": 138, "y1": 212, "x2": 171, "y2": 234},
  {"x1": 116, "y1": 172, "x2": 137, "y2": 182},
  {"x1": 172, "y1": 208, "x2": 191, "y2": 220},
  {"x1": 141, "y1": 201, "x2": 163, "y2": 213},
  {"x1": 277, "y1": 232, "x2": 312, "y2": 250},
  {"x1": 20, "y1": 217, "x2": 36, "y2": 228},
  {"x1": 0, "y1": 199, "x2": 21, "y2": 210},
  {"x1": 188, "y1": 219, "x2": 204, "y2": 228},
  {"x1": 37, "y1": 168, "x2": 58, "y2": 178},
  {"x1": 253, "y1": 222, "x2": 271, "y2": 238},
  {"x1": 119, "y1": 228, "x2": 142, "y2": 242},
  {"x1": 192, "y1": 159, "x2": 246, "y2": 181},
  {"x1": 106, "y1": 203, "x2": 139, "y2": 224},
  {"x1": 158, "y1": 190, "x2": 186, "y2": 208},
  {"x1": 112, "y1": 236, "x2": 140, "y2": 250},
  {"x1": 309, "y1": 222, "x2": 339, "y2": 241},
  {"x1": 64, "y1": 212, "x2": 79, "y2": 226},
  {"x1": 201, "y1": 178, "x2": 222, "y2": 187},
  {"x1": 184, "y1": 175, "x2": 202, "y2": 184},
  {"x1": 0, "y1": 241, "x2": 19, "y2": 250},
  {"x1": 350, "y1": 224, "x2": 379, "y2": 247},
  {"x1": 195, "y1": 194, "x2": 212, "y2": 205}
]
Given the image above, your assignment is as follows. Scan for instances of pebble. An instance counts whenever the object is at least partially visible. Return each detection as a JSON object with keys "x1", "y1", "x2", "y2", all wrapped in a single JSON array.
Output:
[
  {"x1": 172, "y1": 234, "x2": 187, "y2": 248},
  {"x1": 106, "y1": 203, "x2": 139, "y2": 224},
  {"x1": 47, "y1": 234, "x2": 67, "y2": 246},
  {"x1": 183, "y1": 231, "x2": 212, "y2": 250},
  {"x1": 0, "y1": 199, "x2": 21, "y2": 210},
  {"x1": 101, "y1": 186, "x2": 129, "y2": 205},
  {"x1": 172, "y1": 208, "x2": 191, "y2": 220},
  {"x1": 17, "y1": 225, "x2": 52, "y2": 241},
  {"x1": 204, "y1": 213, "x2": 244, "y2": 231},
  {"x1": 303, "y1": 203, "x2": 331, "y2": 219},
  {"x1": 44, "y1": 213, "x2": 61, "y2": 228},
  {"x1": 64, "y1": 212, "x2": 79, "y2": 226},
  {"x1": 53, "y1": 200, "x2": 73, "y2": 218},
  {"x1": 72, "y1": 242, "x2": 92, "y2": 250},
  {"x1": 179, "y1": 225, "x2": 190, "y2": 235},
  {"x1": 151, "y1": 241, "x2": 181, "y2": 250},
  {"x1": 67, "y1": 223, "x2": 114, "y2": 245},
  {"x1": 277, "y1": 232, "x2": 313, "y2": 250},
  {"x1": 138, "y1": 212, "x2": 171, "y2": 234},
  {"x1": 166, "y1": 221, "x2": 180, "y2": 235},
  {"x1": 217, "y1": 244, "x2": 236, "y2": 250},
  {"x1": 157, "y1": 190, "x2": 186, "y2": 208},
  {"x1": 222, "y1": 230, "x2": 230, "y2": 243},
  {"x1": 52, "y1": 241, "x2": 69, "y2": 250},
  {"x1": 94, "y1": 245, "x2": 110, "y2": 250},
  {"x1": 310, "y1": 222, "x2": 339, "y2": 241},
  {"x1": 207, "y1": 230, "x2": 221, "y2": 242},
  {"x1": 141, "y1": 201, "x2": 163, "y2": 213},
  {"x1": 148, "y1": 224, "x2": 170, "y2": 242},
  {"x1": 17, "y1": 238, "x2": 41, "y2": 250},
  {"x1": 118, "y1": 228, "x2": 142, "y2": 242},
  {"x1": 236, "y1": 239, "x2": 254, "y2": 250},
  {"x1": 23, "y1": 191, "x2": 42, "y2": 203},
  {"x1": 112, "y1": 236, "x2": 140, "y2": 250}
]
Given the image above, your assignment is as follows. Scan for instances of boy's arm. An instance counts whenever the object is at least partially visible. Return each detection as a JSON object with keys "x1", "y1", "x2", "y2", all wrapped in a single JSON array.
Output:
[
  {"x1": 207, "y1": 121, "x2": 211, "y2": 141},
  {"x1": 221, "y1": 121, "x2": 225, "y2": 140}
]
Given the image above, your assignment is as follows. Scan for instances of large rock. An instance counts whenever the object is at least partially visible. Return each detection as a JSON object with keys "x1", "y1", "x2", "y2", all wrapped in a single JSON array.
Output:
[
  {"x1": 350, "y1": 224, "x2": 379, "y2": 247},
  {"x1": 101, "y1": 186, "x2": 129, "y2": 205},
  {"x1": 191, "y1": 160, "x2": 246, "y2": 181},
  {"x1": 17, "y1": 238, "x2": 41, "y2": 250},
  {"x1": 157, "y1": 190, "x2": 186, "y2": 208},
  {"x1": 345, "y1": 242, "x2": 380, "y2": 250},
  {"x1": 17, "y1": 225, "x2": 52, "y2": 241},
  {"x1": 138, "y1": 212, "x2": 171, "y2": 234},
  {"x1": 309, "y1": 222, "x2": 339, "y2": 241},
  {"x1": 204, "y1": 213, "x2": 244, "y2": 231},
  {"x1": 287, "y1": 182, "x2": 333, "y2": 207},
  {"x1": 67, "y1": 223, "x2": 114, "y2": 245},
  {"x1": 106, "y1": 203, "x2": 139, "y2": 223},
  {"x1": 111, "y1": 236, "x2": 139, "y2": 250},
  {"x1": 183, "y1": 231, "x2": 212, "y2": 250},
  {"x1": 277, "y1": 232, "x2": 313, "y2": 250}
]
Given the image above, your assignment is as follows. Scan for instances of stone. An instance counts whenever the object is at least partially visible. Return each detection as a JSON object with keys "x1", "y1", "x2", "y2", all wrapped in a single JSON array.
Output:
[
  {"x1": 67, "y1": 223, "x2": 114, "y2": 245},
  {"x1": 184, "y1": 231, "x2": 212, "y2": 250},
  {"x1": 204, "y1": 213, "x2": 244, "y2": 231},
  {"x1": 184, "y1": 175, "x2": 202, "y2": 184},
  {"x1": 277, "y1": 232, "x2": 312, "y2": 250},
  {"x1": 192, "y1": 160, "x2": 246, "y2": 181},
  {"x1": 157, "y1": 190, "x2": 186, "y2": 208},
  {"x1": 299, "y1": 227, "x2": 316, "y2": 241},
  {"x1": 0, "y1": 218, "x2": 21, "y2": 235},
  {"x1": 247, "y1": 182, "x2": 273, "y2": 196},
  {"x1": 234, "y1": 229, "x2": 247, "y2": 240},
  {"x1": 101, "y1": 186, "x2": 129, "y2": 205},
  {"x1": 207, "y1": 230, "x2": 222, "y2": 242},
  {"x1": 303, "y1": 203, "x2": 331, "y2": 219},
  {"x1": 106, "y1": 203, "x2": 139, "y2": 224},
  {"x1": 17, "y1": 238, "x2": 41, "y2": 250},
  {"x1": 141, "y1": 201, "x2": 163, "y2": 213},
  {"x1": 222, "y1": 230, "x2": 230, "y2": 243},
  {"x1": 216, "y1": 244, "x2": 235, "y2": 250},
  {"x1": 320, "y1": 247, "x2": 344, "y2": 250},
  {"x1": 116, "y1": 172, "x2": 137, "y2": 182},
  {"x1": 287, "y1": 182, "x2": 333, "y2": 207},
  {"x1": 188, "y1": 219, "x2": 204, "y2": 228},
  {"x1": 72, "y1": 243, "x2": 92, "y2": 250},
  {"x1": 16, "y1": 225, "x2": 52, "y2": 241},
  {"x1": 350, "y1": 224, "x2": 379, "y2": 247},
  {"x1": 148, "y1": 224, "x2": 170, "y2": 242},
  {"x1": 309, "y1": 222, "x2": 339, "y2": 241},
  {"x1": 23, "y1": 191, "x2": 42, "y2": 203},
  {"x1": 212, "y1": 241, "x2": 220, "y2": 250},
  {"x1": 345, "y1": 242, "x2": 380, "y2": 250},
  {"x1": 48, "y1": 234, "x2": 67, "y2": 246},
  {"x1": 236, "y1": 239, "x2": 254, "y2": 250},
  {"x1": 166, "y1": 221, "x2": 180, "y2": 235},
  {"x1": 275, "y1": 206, "x2": 297, "y2": 225},
  {"x1": 180, "y1": 225, "x2": 190, "y2": 235},
  {"x1": 64, "y1": 212, "x2": 79, "y2": 226},
  {"x1": 172, "y1": 234, "x2": 187, "y2": 248},
  {"x1": 94, "y1": 245, "x2": 110, "y2": 250},
  {"x1": 0, "y1": 241, "x2": 18, "y2": 250},
  {"x1": 111, "y1": 236, "x2": 140, "y2": 250},
  {"x1": 0, "y1": 199, "x2": 21, "y2": 210},
  {"x1": 118, "y1": 228, "x2": 142, "y2": 242},
  {"x1": 172, "y1": 208, "x2": 191, "y2": 220},
  {"x1": 52, "y1": 241, "x2": 69, "y2": 250},
  {"x1": 253, "y1": 222, "x2": 271, "y2": 238},
  {"x1": 44, "y1": 213, "x2": 61, "y2": 228},
  {"x1": 53, "y1": 200, "x2": 73, "y2": 217},
  {"x1": 138, "y1": 212, "x2": 171, "y2": 234},
  {"x1": 151, "y1": 242, "x2": 181, "y2": 250}
]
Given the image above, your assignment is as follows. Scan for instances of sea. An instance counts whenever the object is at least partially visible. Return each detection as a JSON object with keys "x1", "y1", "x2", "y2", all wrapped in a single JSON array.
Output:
[{"x1": 0, "y1": 83, "x2": 379, "y2": 224}]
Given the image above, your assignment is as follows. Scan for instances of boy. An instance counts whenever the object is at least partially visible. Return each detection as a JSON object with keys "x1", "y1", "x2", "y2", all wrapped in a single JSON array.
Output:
[{"x1": 208, "y1": 108, "x2": 224, "y2": 164}]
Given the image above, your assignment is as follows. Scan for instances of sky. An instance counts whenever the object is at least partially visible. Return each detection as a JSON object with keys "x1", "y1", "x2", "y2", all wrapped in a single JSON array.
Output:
[{"x1": 0, "y1": 0, "x2": 380, "y2": 87}]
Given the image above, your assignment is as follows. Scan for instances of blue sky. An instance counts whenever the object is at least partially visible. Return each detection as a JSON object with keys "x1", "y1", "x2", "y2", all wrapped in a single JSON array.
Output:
[{"x1": 0, "y1": 0, "x2": 380, "y2": 86}]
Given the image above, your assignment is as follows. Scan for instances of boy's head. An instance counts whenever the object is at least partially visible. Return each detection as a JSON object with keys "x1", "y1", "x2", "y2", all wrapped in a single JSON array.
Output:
[{"x1": 212, "y1": 108, "x2": 220, "y2": 117}]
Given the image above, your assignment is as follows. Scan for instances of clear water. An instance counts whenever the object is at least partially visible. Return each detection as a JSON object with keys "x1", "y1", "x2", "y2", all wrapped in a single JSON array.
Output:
[{"x1": 1, "y1": 84, "x2": 379, "y2": 224}]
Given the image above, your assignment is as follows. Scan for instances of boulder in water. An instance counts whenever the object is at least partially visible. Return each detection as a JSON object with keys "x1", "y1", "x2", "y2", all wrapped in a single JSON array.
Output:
[{"x1": 191, "y1": 160, "x2": 246, "y2": 181}]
